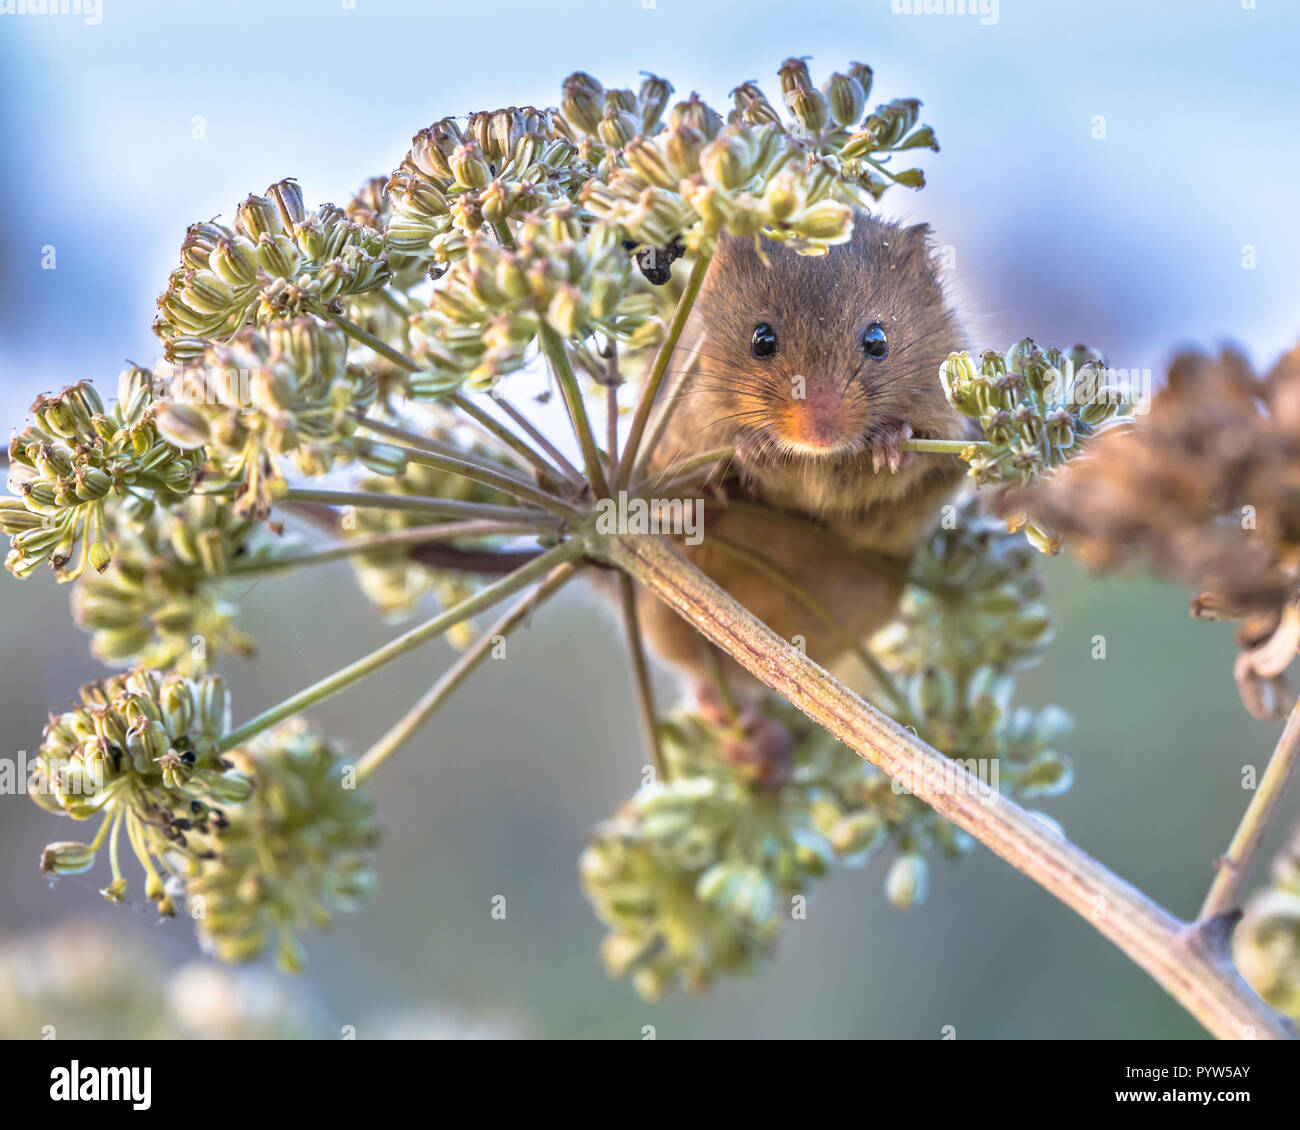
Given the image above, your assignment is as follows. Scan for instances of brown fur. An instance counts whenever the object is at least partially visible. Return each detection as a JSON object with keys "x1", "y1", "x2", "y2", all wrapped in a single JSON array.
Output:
[{"x1": 631, "y1": 211, "x2": 976, "y2": 689}]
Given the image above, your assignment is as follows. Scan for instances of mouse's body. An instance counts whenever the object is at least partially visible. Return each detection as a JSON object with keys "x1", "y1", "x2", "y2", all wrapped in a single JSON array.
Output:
[{"x1": 633, "y1": 211, "x2": 975, "y2": 691}]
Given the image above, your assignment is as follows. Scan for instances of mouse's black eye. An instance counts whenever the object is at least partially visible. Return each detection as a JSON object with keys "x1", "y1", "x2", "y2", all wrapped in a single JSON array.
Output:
[
  {"x1": 861, "y1": 323, "x2": 889, "y2": 360},
  {"x1": 751, "y1": 322, "x2": 778, "y2": 359}
]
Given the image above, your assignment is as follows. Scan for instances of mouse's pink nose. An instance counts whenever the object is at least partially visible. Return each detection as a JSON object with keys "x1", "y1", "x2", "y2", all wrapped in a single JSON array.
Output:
[{"x1": 774, "y1": 378, "x2": 861, "y2": 453}]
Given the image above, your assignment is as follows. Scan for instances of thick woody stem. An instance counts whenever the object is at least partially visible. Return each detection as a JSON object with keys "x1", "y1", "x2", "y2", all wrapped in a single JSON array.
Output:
[{"x1": 595, "y1": 531, "x2": 1294, "y2": 1041}]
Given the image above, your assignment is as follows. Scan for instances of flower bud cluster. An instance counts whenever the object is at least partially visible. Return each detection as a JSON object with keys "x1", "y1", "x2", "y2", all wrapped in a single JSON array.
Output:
[
  {"x1": 571, "y1": 59, "x2": 937, "y2": 257},
  {"x1": 387, "y1": 106, "x2": 592, "y2": 264},
  {"x1": 405, "y1": 207, "x2": 656, "y2": 392},
  {"x1": 34, "y1": 668, "x2": 247, "y2": 915},
  {"x1": 186, "y1": 720, "x2": 379, "y2": 972},
  {"x1": 581, "y1": 696, "x2": 971, "y2": 999},
  {"x1": 70, "y1": 496, "x2": 261, "y2": 674},
  {"x1": 939, "y1": 341, "x2": 1133, "y2": 500},
  {"x1": 3, "y1": 371, "x2": 198, "y2": 581},
  {"x1": 154, "y1": 318, "x2": 384, "y2": 518},
  {"x1": 154, "y1": 179, "x2": 389, "y2": 356}
]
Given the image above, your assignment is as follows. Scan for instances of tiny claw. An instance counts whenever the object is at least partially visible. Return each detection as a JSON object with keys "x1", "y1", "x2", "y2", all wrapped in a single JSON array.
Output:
[{"x1": 870, "y1": 425, "x2": 912, "y2": 474}]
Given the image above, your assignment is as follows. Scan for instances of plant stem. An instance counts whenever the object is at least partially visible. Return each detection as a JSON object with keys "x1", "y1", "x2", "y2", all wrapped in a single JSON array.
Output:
[
  {"x1": 316, "y1": 307, "x2": 424, "y2": 374},
  {"x1": 447, "y1": 392, "x2": 565, "y2": 482},
  {"x1": 632, "y1": 447, "x2": 735, "y2": 497},
  {"x1": 355, "y1": 559, "x2": 580, "y2": 781},
  {"x1": 616, "y1": 252, "x2": 712, "y2": 491},
  {"x1": 355, "y1": 414, "x2": 529, "y2": 481},
  {"x1": 281, "y1": 487, "x2": 563, "y2": 531},
  {"x1": 630, "y1": 347, "x2": 703, "y2": 486},
  {"x1": 317, "y1": 305, "x2": 559, "y2": 481},
  {"x1": 899, "y1": 438, "x2": 991, "y2": 455},
  {"x1": 538, "y1": 324, "x2": 610, "y2": 497},
  {"x1": 374, "y1": 442, "x2": 579, "y2": 518},
  {"x1": 490, "y1": 394, "x2": 585, "y2": 485},
  {"x1": 224, "y1": 521, "x2": 533, "y2": 577},
  {"x1": 604, "y1": 342, "x2": 620, "y2": 475},
  {"x1": 593, "y1": 531, "x2": 1294, "y2": 1041},
  {"x1": 617, "y1": 573, "x2": 666, "y2": 779},
  {"x1": 216, "y1": 540, "x2": 583, "y2": 754},
  {"x1": 1199, "y1": 692, "x2": 1300, "y2": 921},
  {"x1": 379, "y1": 288, "x2": 414, "y2": 318}
]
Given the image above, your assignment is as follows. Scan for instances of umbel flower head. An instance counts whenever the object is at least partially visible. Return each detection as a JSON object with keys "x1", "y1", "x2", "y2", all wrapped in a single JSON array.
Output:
[
  {"x1": 1234, "y1": 823, "x2": 1300, "y2": 1021},
  {"x1": 406, "y1": 204, "x2": 657, "y2": 392},
  {"x1": 2, "y1": 370, "x2": 199, "y2": 582},
  {"x1": 379, "y1": 60, "x2": 938, "y2": 395},
  {"x1": 153, "y1": 178, "x2": 390, "y2": 357},
  {"x1": 33, "y1": 668, "x2": 248, "y2": 914},
  {"x1": 571, "y1": 58, "x2": 937, "y2": 259},
  {"x1": 936, "y1": 341, "x2": 1133, "y2": 554},
  {"x1": 154, "y1": 317, "x2": 385, "y2": 518},
  {"x1": 345, "y1": 454, "x2": 512, "y2": 638},
  {"x1": 71, "y1": 495, "x2": 260, "y2": 674},
  {"x1": 1019, "y1": 345, "x2": 1300, "y2": 718},
  {"x1": 386, "y1": 105, "x2": 590, "y2": 264},
  {"x1": 186, "y1": 720, "x2": 379, "y2": 973},
  {"x1": 582, "y1": 695, "x2": 977, "y2": 1000}
]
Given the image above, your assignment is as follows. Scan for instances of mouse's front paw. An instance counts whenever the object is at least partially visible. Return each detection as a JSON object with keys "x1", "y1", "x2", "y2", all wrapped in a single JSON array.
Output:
[{"x1": 869, "y1": 424, "x2": 913, "y2": 474}]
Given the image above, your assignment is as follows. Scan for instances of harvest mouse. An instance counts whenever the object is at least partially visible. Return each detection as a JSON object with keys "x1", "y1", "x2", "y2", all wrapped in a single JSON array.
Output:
[{"x1": 632, "y1": 210, "x2": 976, "y2": 696}]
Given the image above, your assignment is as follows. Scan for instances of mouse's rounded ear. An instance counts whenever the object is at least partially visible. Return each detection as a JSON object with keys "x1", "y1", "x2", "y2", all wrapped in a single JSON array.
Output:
[
  {"x1": 904, "y1": 222, "x2": 948, "y2": 283},
  {"x1": 903, "y1": 221, "x2": 934, "y2": 253}
]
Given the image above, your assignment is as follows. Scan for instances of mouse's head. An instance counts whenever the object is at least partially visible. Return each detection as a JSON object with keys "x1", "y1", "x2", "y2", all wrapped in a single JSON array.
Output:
[{"x1": 684, "y1": 212, "x2": 966, "y2": 472}]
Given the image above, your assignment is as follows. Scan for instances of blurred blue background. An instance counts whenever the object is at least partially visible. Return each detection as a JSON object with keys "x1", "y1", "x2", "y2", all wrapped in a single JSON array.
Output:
[{"x1": 1, "y1": 0, "x2": 1298, "y2": 1038}]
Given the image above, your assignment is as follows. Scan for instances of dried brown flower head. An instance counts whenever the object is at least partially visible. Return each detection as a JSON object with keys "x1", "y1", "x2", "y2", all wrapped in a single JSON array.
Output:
[{"x1": 1021, "y1": 344, "x2": 1300, "y2": 717}]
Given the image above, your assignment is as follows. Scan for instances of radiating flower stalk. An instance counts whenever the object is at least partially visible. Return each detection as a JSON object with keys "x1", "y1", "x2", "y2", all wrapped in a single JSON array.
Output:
[
  {"x1": 343, "y1": 451, "x2": 516, "y2": 643},
  {"x1": 4, "y1": 58, "x2": 1293, "y2": 1038}
]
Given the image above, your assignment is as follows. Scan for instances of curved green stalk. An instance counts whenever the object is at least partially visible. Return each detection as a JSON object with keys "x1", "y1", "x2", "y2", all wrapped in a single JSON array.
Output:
[
  {"x1": 616, "y1": 251, "x2": 712, "y2": 491},
  {"x1": 281, "y1": 487, "x2": 564, "y2": 530},
  {"x1": 216, "y1": 540, "x2": 583, "y2": 753},
  {"x1": 225, "y1": 521, "x2": 536, "y2": 577},
  {"x1": 355, "y1": 559, "x2": 580, "y2": 782}
]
